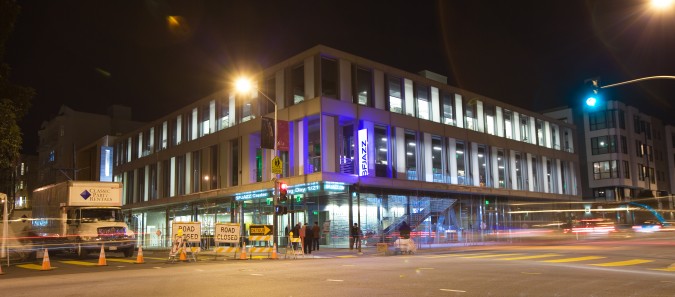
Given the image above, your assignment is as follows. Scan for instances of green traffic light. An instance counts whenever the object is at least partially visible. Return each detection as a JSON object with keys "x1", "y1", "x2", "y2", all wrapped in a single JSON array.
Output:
[{"x1": 586, "y1": 97, "x2": 597, "y2": 107}]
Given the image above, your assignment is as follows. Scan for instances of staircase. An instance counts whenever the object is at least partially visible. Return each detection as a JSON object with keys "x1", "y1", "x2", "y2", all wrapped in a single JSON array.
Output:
[{"x1": 382, "y1": 198, "x2": 456, "y2": 240}]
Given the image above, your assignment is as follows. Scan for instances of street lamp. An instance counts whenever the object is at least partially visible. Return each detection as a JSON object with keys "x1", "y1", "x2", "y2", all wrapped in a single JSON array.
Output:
[{"x1": 235, "y1": 77, "x2": 280, "y2": 249}]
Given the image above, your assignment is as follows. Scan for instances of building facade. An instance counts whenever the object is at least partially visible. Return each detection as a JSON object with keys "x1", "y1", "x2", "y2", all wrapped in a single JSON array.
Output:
[
  {"x1": 115, "y1": 45, "x2": 581, "y2": 249},
  {"x1": 37, "y1": 105, "x2": 145, "y2": 187}
]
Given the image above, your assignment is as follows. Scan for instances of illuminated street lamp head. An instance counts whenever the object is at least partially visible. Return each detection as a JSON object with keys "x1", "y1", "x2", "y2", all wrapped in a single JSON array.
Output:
[
  {"x1": 235, "y1": 77, "x2": 253, "y2": 94},
  {"x1": 651, "y1": 0, "x2": 673, "y2": 10},
  {"x1": 586, "y1": 96, "x2": 597, "y2": 107}
]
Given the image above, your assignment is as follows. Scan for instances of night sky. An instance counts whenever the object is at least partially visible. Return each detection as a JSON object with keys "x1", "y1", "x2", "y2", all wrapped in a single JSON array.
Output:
[{"x1": 6, "y1": 0, "x2": 675, "y2": 154}]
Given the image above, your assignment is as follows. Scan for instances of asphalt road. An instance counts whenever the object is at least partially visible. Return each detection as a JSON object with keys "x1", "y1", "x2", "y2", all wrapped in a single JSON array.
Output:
[{"x1": 2, "y1": 233, "x2": 675, "y2": 297}]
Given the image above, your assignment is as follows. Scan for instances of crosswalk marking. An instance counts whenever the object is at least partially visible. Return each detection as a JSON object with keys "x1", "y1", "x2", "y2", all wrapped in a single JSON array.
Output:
[
  {"x1": 460, "y1": 253, "x2": 522, "y2": 259},
  {"x1": 499, "y1": 254, "x2": 560, "y2": 260},
  {"x1": 591, "y1": 259, "x2": 654, "y2": 267},
  {"x1": 542, "y1": 256, "x2": 606, "y2": 263}
]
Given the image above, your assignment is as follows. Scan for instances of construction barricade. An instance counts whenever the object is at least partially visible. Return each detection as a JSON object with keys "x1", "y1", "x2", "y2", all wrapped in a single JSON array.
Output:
[
  {"x1": 248, "y1": 235, "x2": 273, "y2": 259},
  {"x1": 214, "y1": 223, "x2": 241, "y2": 260}
]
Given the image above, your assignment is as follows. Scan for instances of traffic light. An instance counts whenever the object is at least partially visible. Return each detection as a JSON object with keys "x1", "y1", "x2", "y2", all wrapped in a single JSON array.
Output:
[
  {"x1": 585, "y1": 78, "x2": 600, "y2": 107},
  {"x1": 274, "y1": 205, "x2": 288, "y2": 215},
  {"x1": 279, "y1": 182, "x2": 288, "y2": 202}
]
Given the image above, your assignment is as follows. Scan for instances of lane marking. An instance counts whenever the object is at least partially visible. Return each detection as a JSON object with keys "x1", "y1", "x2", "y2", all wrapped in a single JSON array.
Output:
[
  {"x1": 460, "y1": 253, "x2": 522, "y2": 259},
  {"x1": 327, "y1": 279, "x2": 344, "y2": 282},
  {"x1": 106, "y1": 259, "x2": 139, "y2": 264},
  {"x1": 542, "y1": 256, "x2": 606, "y2": 263},
  {"x1": 417, "y1": 267, "x2": 435, "y2": 270},
  {"x1": 250, "y1": 273, "x2": 264, "y2": 276},
  {"x1": 337, "y1": 255, "x2": 357, "y2": 258},
  {"x1": 499, "y1": 254, "x2": 560, "y2": 261},
  {"x1": 440, "y1": 289, "x2": 466, "y2": 293},
  {"x1": 651, "y1": 267, "x2": 675, "y2": 272},
  {"x1": 342, "y1": 264, "x2": 355, "y2": 267},
  {"x1": 521, "y1": 272, "x2": 541, "y2": 275},
  {"x1": 591, "y1": 259, "x2": 654, "y2": 267},
  {"x1": 59, "y1": 260, "x2": 97, "y2": 266},
  {"x1": 16, "y1": 264, "x2": 57, "y2": 270}
]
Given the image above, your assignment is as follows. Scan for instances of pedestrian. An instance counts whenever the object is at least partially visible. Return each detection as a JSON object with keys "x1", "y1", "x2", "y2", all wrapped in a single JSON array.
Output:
[
  {"x1": 291, "y1": 223, "x2": 301, "y2": 250},
  {"x1": 304, "y1": 223, "x2": 313, "y2": 254},
  {"x1": 312, "y1": 221, "x2": 320, "y2": 251},
  {"x1": 299, "y1": 222, "x2": 307, "y2": 253},
  {"x1": 350, "y1": 223, "x2": 361, "y2": 250},
  {"x1": 399, "y1": 221, "x2": 411, "y2": 239}
]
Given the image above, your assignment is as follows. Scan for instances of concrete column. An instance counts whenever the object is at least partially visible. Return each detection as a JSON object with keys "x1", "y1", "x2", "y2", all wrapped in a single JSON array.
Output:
[
  {"x1": 424, "y1": 133, "x2": 433, "y2": 182},
  {"x1": 448, "y1": 138, "x2": 457, "y2": 184},
  {"x1": 395, "y1": 127, "x2": 406, "y2": 179},
  {"x1": 404, "y1": 79, "x2": 414, "y2": 117},
  {"x1": 431, "y1": 87, "x2": 440, "y2": 123},
  {"x1": 471, "y1": 142, "x2": 480, "y2": 187},
  {"x1": 322, "y1": 115, "x2": 336, "y2": 172}
]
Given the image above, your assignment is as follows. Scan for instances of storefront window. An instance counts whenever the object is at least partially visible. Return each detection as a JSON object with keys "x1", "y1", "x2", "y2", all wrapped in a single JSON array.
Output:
[{"x1": 405, "y1": 131, "x2": 417, "y2": 180}]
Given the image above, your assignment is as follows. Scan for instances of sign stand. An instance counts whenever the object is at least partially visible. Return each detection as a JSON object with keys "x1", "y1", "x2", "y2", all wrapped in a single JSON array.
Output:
[{"x1": 285, "y1": 232, "x2": 304, "y2": 259}]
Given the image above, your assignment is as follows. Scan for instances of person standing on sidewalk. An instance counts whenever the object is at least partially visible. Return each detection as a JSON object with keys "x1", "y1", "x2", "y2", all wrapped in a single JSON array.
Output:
[
  {"x1": 350, "y1": 223, "x2": 361, "y2": 250},
  {"x1": 304, "y1": 223, "x2": 313, "y2": 254},
  {"x1": 299, "y1": 222, "x2": 307, "y2": 253},
  {"x1": 312, "y1": 222, "x2": 320, "y2": 251}
]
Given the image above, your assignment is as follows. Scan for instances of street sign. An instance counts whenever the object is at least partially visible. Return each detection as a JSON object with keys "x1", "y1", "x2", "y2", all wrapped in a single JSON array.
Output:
[
  {"x1": 214, "y1": 223, "x2": 240, "y2": 243},
  {"x1": 271, "y1": 156, "x2": 283, "y2": 174},
  {"x1": 172, "y1": 222, "x2": 201, "y2": 243},
  {"x1": 249, "y1": 224, "x2": 273, "y2": 236}
]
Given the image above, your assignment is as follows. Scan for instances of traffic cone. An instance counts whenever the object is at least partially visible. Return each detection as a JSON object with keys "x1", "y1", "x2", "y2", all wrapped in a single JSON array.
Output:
[
  {"x1": 134, "y1": 245, "x2": 145, "y2": 264},
  {"x1": 271, "y1": 243, "x2": 278, "y2": 260},
  {"x1": 179, "y1": 248, "x2": 187, "y2": 261},
  {"x1": 97, "y1": 245, "x2": 107, "y2": 266},
  {"x1": 41, "y1": 248, "x2": 52, "y2": 271},
  {"x1": 239, "y1": 243, "x2": 248, "y2": 260}
]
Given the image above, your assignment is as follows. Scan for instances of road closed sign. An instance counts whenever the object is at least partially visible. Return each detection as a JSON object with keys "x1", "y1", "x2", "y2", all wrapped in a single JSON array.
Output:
[
  {"x1": 215, "y1": 223, "x2": 240, "y2": 243},
  {"x1": 172, "y1": 222, "x2": 201, "y2": 243}
]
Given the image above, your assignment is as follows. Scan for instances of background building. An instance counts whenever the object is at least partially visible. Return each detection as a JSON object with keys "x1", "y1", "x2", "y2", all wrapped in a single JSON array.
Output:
[
  {"x1": 36, "y1": 105, "x2": 144, "y2": 187},
  {"x1": 113, "y1": 45, "x2": 581, "y2": 249}
]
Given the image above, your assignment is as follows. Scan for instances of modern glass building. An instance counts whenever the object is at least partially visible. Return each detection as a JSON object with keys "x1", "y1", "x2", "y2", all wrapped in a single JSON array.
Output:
[{"x1": 114, "y1": 45, "x2": 581, "y2": 249}]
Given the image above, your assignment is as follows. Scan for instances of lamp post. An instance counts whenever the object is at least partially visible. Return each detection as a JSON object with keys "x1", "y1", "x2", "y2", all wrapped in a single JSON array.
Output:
[{"x1": 235, "y1": 77, "x2": 280, "y2": 249}]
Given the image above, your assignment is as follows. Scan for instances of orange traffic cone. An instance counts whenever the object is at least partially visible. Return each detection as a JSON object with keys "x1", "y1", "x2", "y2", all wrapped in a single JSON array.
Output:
[
  {"x1": 239, "y1": 243, "x2": 248, "y2": 260},
  {"x1": 97, "y1": 245, "x2": 107, "y2": 266},
  {"x1": 271, "y1": 243, "x2": 278, "y2": 260},
  {"x1": 179, "y1": 248, "x2": 187, "y2": 261},
  {"x1": 135, "y1": 245, "x2": 145, "y2": 264},
  {"x1": 41, "y1": 248, "x2": 52, "y2": 271}
]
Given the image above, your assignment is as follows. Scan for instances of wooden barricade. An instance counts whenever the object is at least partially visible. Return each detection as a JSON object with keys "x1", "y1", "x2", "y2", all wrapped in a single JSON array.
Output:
[
  {"x1": 213, "y1": 245, "x2": 240, "y2": 260},
  {"x1": 248, "y1": 235, "x2": 273, "y2": 259}
]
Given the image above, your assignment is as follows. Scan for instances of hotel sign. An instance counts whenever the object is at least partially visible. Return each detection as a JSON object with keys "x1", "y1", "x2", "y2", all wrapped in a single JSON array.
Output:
[{"x1": 358, "y1": 128, "x2": 368, "y2": 176}]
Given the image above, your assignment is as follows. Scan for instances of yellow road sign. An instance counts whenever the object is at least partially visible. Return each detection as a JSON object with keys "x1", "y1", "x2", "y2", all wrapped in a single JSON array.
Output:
[{"x1": 272, "y1": 157, "x2": 283, "y2": 174}]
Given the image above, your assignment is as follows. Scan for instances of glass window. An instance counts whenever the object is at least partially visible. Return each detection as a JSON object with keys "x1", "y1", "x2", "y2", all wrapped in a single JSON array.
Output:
[
  {"x1": 218, "y1": 97, "x2": 230, "y2": 130},
  {"x1": 593, "y1": 160, "x2": 618, "y2": 180},
  {"x1": 623, "y1": 160, "x2": 630, "y2": 179},
  {"x1": 520, "y1": 116, "x2": 530, "y2": 142},
  {"x1": 432, "y1": 136, "x2": 443, "y2": 182},
  {"x1": 375, "y1": 126, "x2": 390, "y2": 177},
  {"x1": 292, "y1": 64, "x2": 305, "y2": 105},
  {"x1": 618, "y1": 110, "x2": 625, "y2": 129},
  {"x1": 160, "y1": 121, "x2": 168, "y2": 150},
  {"x1": 621, "y1": 136, "x2": 627, "y2": 154},
  {"x1": 464, "y1": 100, "x2": 477, "y2": 131},
  {"x1": 514, "y1": 152, "x2": 525, "y2": 190},
  {"x1": 456, "y1": 141, "x2": 466, "y2": 185},
  {"x1": 484, "y1": 105, "x2": 496, "y2": 135},
  {"x1": 531, "y1": 156, "x2": 539, "y2": 191},
  {"x1": 503, "y1": 110, "x2": 513, "y2": 139},
  {"x1": 355, "y1": 67, "x2": 373, "y2": 106},
  {"x1": 441, "y1": 92, "x2": 454, "y2": 125},
  {"x1": 589, "y1": 110, "x2": 616, "y2": 131},
  {"x1": 591, "y1": 135, "x2": 618, "y2": 155},
  {"x1": 190, "y1": 108, "x2": 198, "y2": 141},
  {"x1": 173, "y1": 115, "x2": 182, "y2": 146},
  {"x1": 477, "y1": 145, "x2": 488, "y2": 187},
  {"x1": 339, "y1": 124, "x2": 354, "y2": 174},
  {"x1": 496, "y1": 149, "x2": 506, "y2": 188},
  {"x1": 307, "y1": 117, "x2": 321, "y2": 174},
  {"x1": 387, "y1": 76, "x2": 403, "y2": 114},
  {"x1": 416, "y1": 84, "x2": 430, "y2": 120},
  {"x1": 200, "y1": 103, "x2": 211, "y2": 137},
  {"x1": 536, "y1": 119, "x2": 545, "y2": 146},
  {"x1": 405, "y1": 131, "x2": 417, "y2": 180},
  {"x1": 321, "y1": 57, "x2": 338, "y2": 99}
]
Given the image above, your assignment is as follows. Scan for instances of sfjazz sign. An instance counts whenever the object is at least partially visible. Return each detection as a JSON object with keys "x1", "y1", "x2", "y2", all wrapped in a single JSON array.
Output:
[{"x1": 358, "y1": 128, "x2": 368, "y2": 176}]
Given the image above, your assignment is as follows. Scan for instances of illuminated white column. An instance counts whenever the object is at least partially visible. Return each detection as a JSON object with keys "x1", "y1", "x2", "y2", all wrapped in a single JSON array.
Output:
[
  {"x1": 491, "y1": 147, "x2": 499, "y2": 188},
  {"x1": 509, "y1": 150, "x2": 518, "y2": 190},
  {"x1": 471, "y1": 143, "x2": 480, "y2": 187},
  {"x1": 431, "y1": 87, "x2": 440, "y2": 123},
  {"x1": 322, "y1": 115, "x2": 336, "y2": 172},
  {"x1": 448, "y1": 138, "x2": 457, "y2": 184},
  {"x1": 541, "y1": 156, "x2": 549, "y2": 193},
  {"x1": 527, "y1": 153, "x2": 534, "y2": 192},
  {"x1": 424, "y1": 133, "x2": 433, "y2": 182},
  {"x1": 496, "y1": 106, "x2": 504, "y2": 137},
  {"x1": 513, "y1": 112, "x2": 521, "y2": 141},
  {"x1": 404, "y1": 79, "x2": 414, "y2": 116},
  {"x1": 455, "y1": 94, "x2": 464, "y2": 128},
  {"x1": 395, "y1": 127, "x2": 406, "y2": 179},
  {"x1": 476, "y1": 100, "x2": 484, "y2": 133}
]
